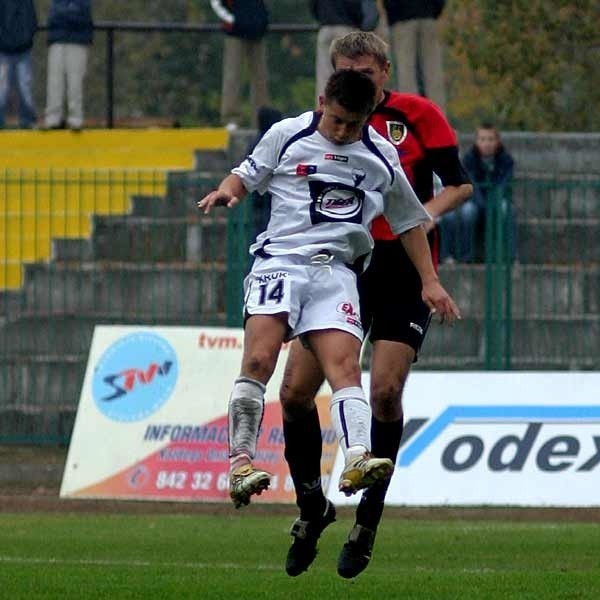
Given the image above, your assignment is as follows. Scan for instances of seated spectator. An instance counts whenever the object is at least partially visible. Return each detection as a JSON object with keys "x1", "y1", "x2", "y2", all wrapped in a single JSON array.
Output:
[
  {"x1": 0, "y1": 0, "x2": 38, "y2": 129},
  {"x1": 439, "y1": 123, "x2": 516, "y2": 263}
]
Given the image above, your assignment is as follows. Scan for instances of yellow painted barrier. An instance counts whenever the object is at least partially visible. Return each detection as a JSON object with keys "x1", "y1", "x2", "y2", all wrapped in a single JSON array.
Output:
[{"x1": 0, "y1": 129, "x2": 228, "y2": 289}]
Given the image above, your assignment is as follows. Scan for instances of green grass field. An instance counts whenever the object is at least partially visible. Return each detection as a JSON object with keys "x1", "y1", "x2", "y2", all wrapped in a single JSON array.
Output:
[{"x1": 0, "y1": 511, "x2": 598, "y2": 599}]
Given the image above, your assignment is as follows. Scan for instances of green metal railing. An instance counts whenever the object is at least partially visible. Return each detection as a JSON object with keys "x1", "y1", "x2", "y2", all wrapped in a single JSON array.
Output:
[
  {"x1": 484, "y1": 183, "x2": 513, "y2": 370},
  {"x1": 1, "y1": 170, "x2": 599, "y2": 442}
]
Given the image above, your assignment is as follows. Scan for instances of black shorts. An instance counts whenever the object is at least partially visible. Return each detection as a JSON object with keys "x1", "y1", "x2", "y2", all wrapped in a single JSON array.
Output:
[{"x1": 358, "y1": 238, "x2": 432, "y2": 355}]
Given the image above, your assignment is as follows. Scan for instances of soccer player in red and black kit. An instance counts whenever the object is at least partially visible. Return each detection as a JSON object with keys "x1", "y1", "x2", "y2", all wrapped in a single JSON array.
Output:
[{"x1": 279, "y1": 31, "x2": 472, "y2": 578}]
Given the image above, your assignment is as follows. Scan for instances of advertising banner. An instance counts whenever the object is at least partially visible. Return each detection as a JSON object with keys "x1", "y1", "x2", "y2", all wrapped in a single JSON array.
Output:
[
  {"x1": 327, "y1": 372, "x2": 600, "y2": 507},
  {"x1": 60, "y1": 326, "x2": 336, "y2": 503}
]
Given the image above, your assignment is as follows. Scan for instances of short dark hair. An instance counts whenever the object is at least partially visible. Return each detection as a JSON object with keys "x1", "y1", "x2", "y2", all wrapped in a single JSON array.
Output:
[
  {"x1": 330, "y1": 31, "x2": 389, "y2": 69},
  {"x1": 324, "y1": 69, "x2": 376, "y2": 116}
]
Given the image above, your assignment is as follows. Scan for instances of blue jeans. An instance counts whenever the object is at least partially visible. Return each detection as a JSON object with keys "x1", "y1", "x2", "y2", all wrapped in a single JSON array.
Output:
[
  {"x1": 0, "y1": 51, "x2": 37, "y2": 128},
  {"x1": 439, "y1": 199, "x2": 481, "y2": 262},
  {"x1": 439, "y1": 197, "x2": 517, "y2": 263}
]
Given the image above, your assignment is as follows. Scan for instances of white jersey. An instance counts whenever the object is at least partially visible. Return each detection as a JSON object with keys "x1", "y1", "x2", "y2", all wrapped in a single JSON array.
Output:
[{"x1": 233, "y1": 111, "x2": 430, "y2": 266}]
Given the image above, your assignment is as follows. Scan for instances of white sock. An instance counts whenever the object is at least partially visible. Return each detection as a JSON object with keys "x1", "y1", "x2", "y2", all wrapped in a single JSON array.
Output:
[
  {"x1": 228, "y1": 376, "x2": 266, "y2": 463},
  {"x1": 330, "y1": 386, "x2": 370, "y2": 461}
]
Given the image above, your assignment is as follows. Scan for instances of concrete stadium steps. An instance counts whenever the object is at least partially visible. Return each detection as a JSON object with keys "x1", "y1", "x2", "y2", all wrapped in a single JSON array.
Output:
[
  {"x1": 0, "y1": 311, "x2": 227, "y2": 358},
  {"x1": 516, "y1": 218, "x2": 600, "y2": 264},
  {"x1": 362, "y1": 315, "x2": 599, "y2": 371},
  {"x1": 512, "y1": 178, "x2": 600, "y2": 219},
  {"x1": 0, "y1": 354, "x2": 82, "y2": 439},
  {"x1": 50, "y1": 238, "x2": 94, "y2": 262},
  {"x1": 193, "y1": 149, "x2": 233, "y2": 173},
  {"x1": 90, "y1": 214, "x2": 228, "y2": 263},
  {"x1": 0, "y1": 128, "x2": 229, "y2": 290},
  {"x1": 21, "y1": 263, "x2": 226, "y2": 320},
  {"x1": 165, "y1": 171, "x2": 225, "y2": 216},
  {"x1": 439, "y1": 264, "x2": 598, "y2": 318},
  {"x1": 0, "y1": 354, "x2": 85, "y2": 409},
  {"x1": 422, "y1": 316, "x2": 600, "y2": 369},
  {"x1": 0, "y1": 290, "x2": 26, "y2": 317}
]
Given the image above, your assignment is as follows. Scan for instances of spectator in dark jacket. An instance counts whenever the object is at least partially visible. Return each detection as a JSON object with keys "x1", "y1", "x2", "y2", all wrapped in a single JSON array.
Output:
[
  {"x1": 44, "y1": 0, "x2": 93, "y2": 130},
  {"x1": 439, "y1": 123, "x2": 516, "y2": 263},
  {"x1": 311, "y1": 0, "x2": 379, "y2": 102},
  {"x1": 383, "y1": 0, "x2": 446, "y2": 110},
  {"x1": 0, "y1": 0, "x2": 38, "y2": 128}
]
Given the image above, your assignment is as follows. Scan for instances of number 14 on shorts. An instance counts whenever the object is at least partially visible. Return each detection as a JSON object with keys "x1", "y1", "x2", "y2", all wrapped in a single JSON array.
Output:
[{"x1": 245, "y1": 271, "x2": 290, "y2": 310}]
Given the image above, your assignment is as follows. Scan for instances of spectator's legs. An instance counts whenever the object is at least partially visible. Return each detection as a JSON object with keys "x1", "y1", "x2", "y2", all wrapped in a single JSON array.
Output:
[
  {"x1": 15, "y1": 51, "x2": 36, "y2": 128},
  {"x1": 247, "y1": 39, "x2": 270, "y2": 129},
  {"x1": 315, "y1": 25, "x2": 355, "y2": 104},
  {"x1": 45, "y1": 44, "x2": 66, "y2": 128},
  {"x1": 0, "y1": 53, "x2": 11, "y2": 128},
  {"x1": 438, "y1": 211, "x2": 456, "y2": 262},
  {"x1": 390, "y1": 20, "x2": 419, "y2": 94},
  {"x1": 65, "y1": 44, "x2": 88, "y2": 129},
  {"x1": 456, "y1": 200, "x2": 480, "y2": 262},
  {"x1": 220, "y1": 36, "x2": 243, "y2": 127},
  {"x1": 438, "y1": 200, "x2": 481, "y2": 262},
  {"x1": 418, "y1": 18, "x2": 446, "y2": 111}
]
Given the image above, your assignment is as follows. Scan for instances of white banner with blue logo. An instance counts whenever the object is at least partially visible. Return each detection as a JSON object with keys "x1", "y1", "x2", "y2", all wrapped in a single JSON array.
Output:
[
  {"x1": 60, "y1": 325, "x2": 335, "y2": 502},
  {"x1": 327, "y1": 372, "x2": 600, "y2": 507}
]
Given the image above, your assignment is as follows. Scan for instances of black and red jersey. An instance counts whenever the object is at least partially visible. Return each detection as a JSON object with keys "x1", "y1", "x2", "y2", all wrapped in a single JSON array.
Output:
[{"x1": 368, "y1": 91, "x2": 469, "y2": 241}]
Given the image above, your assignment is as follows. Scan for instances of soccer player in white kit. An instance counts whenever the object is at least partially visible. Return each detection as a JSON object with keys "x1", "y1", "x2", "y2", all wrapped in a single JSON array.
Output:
[{"x1": 198, "y1": 71, "x2": 459, "y2": 521}]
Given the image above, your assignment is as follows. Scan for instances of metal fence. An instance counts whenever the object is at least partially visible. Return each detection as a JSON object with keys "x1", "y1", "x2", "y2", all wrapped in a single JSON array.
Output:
[{"x1": 1, "y1": 170, "x2": 599, "y2": 443}]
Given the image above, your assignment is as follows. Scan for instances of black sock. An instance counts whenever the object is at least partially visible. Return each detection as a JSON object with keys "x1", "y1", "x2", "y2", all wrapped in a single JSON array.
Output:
[
  {"x1": 355, "y1": 416, "x2": 404, "y2": 531},
  {"x1": 283, "y1": 407, "x2": 326, "y2": 520}
]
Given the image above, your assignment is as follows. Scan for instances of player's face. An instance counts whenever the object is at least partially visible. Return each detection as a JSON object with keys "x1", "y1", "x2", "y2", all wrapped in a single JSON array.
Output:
[
  {"x1": 317, "y1": 99, "x2": 368, "y2": 145},
  {"x1": 475, "y1": 128, "x2": 500, "y2": 157},
  {"x1": 333, "y1": 54, "x2": 390, "y2": 105}
]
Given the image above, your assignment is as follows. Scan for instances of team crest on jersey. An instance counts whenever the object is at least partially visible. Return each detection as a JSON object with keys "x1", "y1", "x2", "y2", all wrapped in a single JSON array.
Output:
[{"x1": 387, "y1": 121, "x2": 407, "y2": 145}]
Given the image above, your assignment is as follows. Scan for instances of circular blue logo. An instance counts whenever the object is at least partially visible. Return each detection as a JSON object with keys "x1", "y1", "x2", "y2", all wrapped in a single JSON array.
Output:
[{"x1": 92, "y1": 332, "x2": 179, "y2": 422}]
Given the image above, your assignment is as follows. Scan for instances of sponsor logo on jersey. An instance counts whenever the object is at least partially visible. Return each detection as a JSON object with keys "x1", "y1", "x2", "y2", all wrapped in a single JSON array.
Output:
[
  {"x1": 255, "y1": 271, "x2": 288, "y2": 284},
  {"x1": 296, "y1": 163, "x2": 317, "y2": 176},
  {"x1": 324, "y1": 153, "x2": 349, "y2": 162},
  {"x1": 337, "y1": 301, "x2": 362, "y2": 330},
  {"x1": 387, "y1": 121, "x2": 408, "y2": 145},
  {"x1": 308, "y1": 180, "x2": 364, "y2": 224}
]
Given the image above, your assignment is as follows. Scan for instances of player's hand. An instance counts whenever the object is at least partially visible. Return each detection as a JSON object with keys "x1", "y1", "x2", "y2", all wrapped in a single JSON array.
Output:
[
  {"x1": 422, "y1": 278, "x2": 461, "y2": 325},
  {"x1": 197, "y1": 190, "x2": 240, "y2": 214}
]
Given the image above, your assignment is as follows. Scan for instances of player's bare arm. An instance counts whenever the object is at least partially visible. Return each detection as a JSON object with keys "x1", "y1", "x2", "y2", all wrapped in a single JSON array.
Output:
[
  {"x1": 398, "y1": 225, "x2": 461, "y2": 324},
  {"x1": 197, "y1": 173, "x2": 247, "y2": 214},
  {"x1": 422, "y1": 183, "x2": 473, "y2": 232}
]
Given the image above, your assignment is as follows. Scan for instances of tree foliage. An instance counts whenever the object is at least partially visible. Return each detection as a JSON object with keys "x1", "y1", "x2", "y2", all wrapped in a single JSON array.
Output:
[
  {"x1": 27, "y1": 0, "x2": 599, "y2": 131},
  {"x1": 444, "y1": 0, "x2": 600, "y2": 130}
]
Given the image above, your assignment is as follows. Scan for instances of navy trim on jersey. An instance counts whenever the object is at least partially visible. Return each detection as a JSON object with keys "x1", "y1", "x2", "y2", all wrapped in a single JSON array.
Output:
[
  {"x1": 278, "y1": 111, "x2": 321, "y2": 162},
  {"x1": 253, "y1": 238, "x2": 272, "y2": 258},
  {"x1": 361, "y1": 125, "x2": 395, "y2": 185}
]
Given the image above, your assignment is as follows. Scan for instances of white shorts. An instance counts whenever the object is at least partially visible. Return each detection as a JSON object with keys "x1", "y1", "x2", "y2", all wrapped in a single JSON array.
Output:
[{"x1": 243, "y1": 254, "x2": 363, "y2": 341}]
